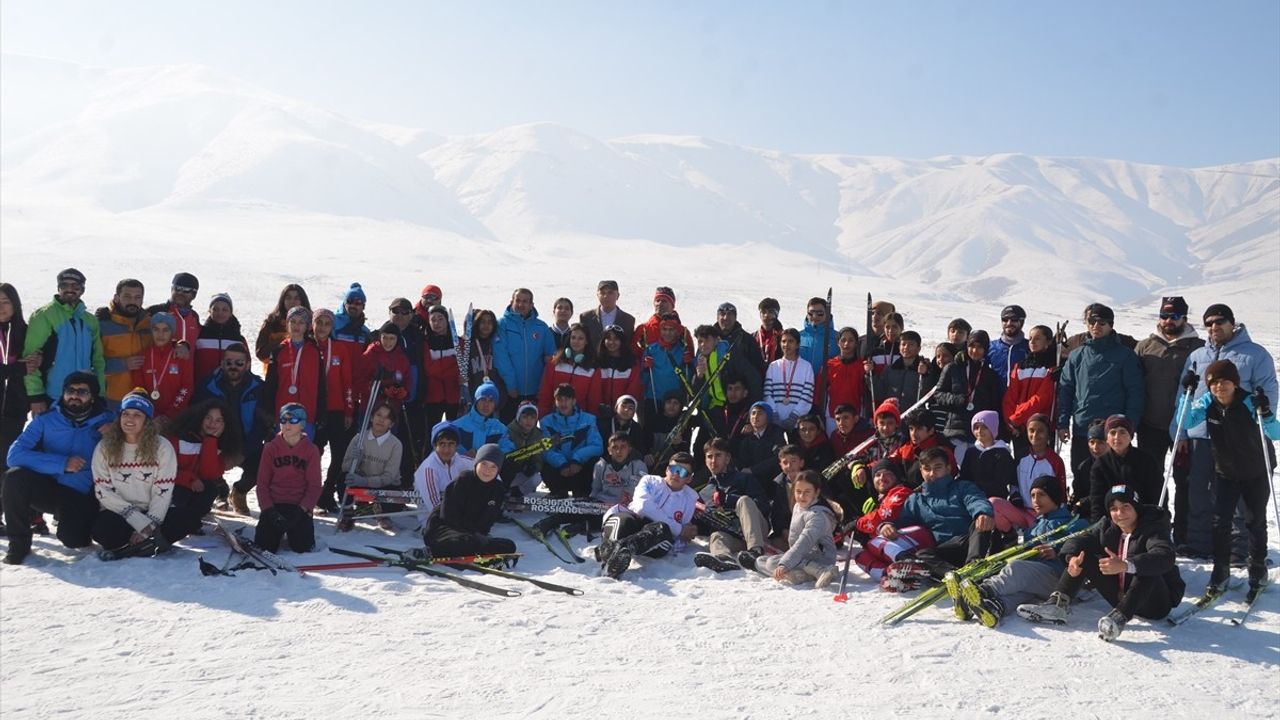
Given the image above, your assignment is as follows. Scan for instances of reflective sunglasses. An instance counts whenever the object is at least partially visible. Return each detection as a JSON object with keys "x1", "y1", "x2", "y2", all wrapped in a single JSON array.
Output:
[
  {"x1": 668, "y1": 464, "x2": 692, "y2": 479},
  {"x1": 1159, "y1": 312, "x2": 1184, "y2": 321}
]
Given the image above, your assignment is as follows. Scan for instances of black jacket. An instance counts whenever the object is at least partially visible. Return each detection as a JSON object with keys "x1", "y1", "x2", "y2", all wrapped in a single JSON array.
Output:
[
  {"x1": 700, "y1": 468, "x2": 771, "y2": 519},
  {"x1": 933, "y1": 360, "x2": 1004, "y2": 441},
  {"x1": 958, "y1": 441, "x2": 1018, "y2": 501},
  {"x1": 1088, "y1": 447, "x2": 1163, "y2": 523},
  {"x1": 1060, "y1": 504, "x2": 1185, "y2": 607},
  {"x1": 1, "y1": 321, "x2": 28, "y2": 423},
  {"x1": 735, "y1": 424, "x2": 787, "y2": 484},
  {"x1": 427, "y1": 470, "x2": 506, "y2": 537},
  {"x1": 1202, "y1": 387, "x2": 1276, "y2": 479}
]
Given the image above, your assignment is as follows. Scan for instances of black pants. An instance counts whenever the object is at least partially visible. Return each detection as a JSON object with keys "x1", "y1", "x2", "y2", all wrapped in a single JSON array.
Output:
[
  {"x1": 2, "y1": 468, "x2": 98, "y2": 548},
  {"x1": 425, "y1": 525, "x2": 517, "y2": 556},
  {"x1": 90, "y1": 508, "x2": 189, "y2": 549},
  {"x1": 393, "y1": 404, "x2": 421, "y2": 488},
  {"x1": 1069, "y1": 422, "x2": 1093, "y2": 501},
  {"x1": 232, "y1": 446, "x2": 265, "y2": 494},
  {"x1": 603, "y1": 513, "x2": 674, "y2": 558},
  {"x1": 1136, "y1": 422, "x2": 1190, "y2": 538},
  {"x1": 254, "y1": 504, "x2": 315, "y2": 553},
  {"x1": 913, "y1": 521, "x2": 992, "y2": 579},
  {"x1": 0, "y1": 415, "x2": 24, "y2": 477},
  {"x1": 316, "y1": 411, "x2": 355, "y2": 507},
  {"x1": 167, "y1": 484, "x2": 218, "y2": 537},
  {"x1": 543, "y1": 462, "x2": 594, "y2": 498},
  {"x1": 1213, "y1": 473, "x2": 1270, "y2": 581},
  {"x1": 422, "y1": 402, "x2": 459, "y2": 431},
  {"x1": 1054, "y1": 554, "x2": 1178, "y2": 621}
]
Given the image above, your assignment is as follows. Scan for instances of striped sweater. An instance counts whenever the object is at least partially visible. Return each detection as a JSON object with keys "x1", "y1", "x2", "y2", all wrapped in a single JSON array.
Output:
[{"x1": 92, "y1": 440, "x2": 178, "y2": 531}]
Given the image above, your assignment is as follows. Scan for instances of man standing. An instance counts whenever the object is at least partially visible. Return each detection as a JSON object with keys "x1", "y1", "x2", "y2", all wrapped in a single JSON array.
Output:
[
  {"x1": 1133, "y1": 296, "x2": 1203, "y2": 544},
  {"x1": 23, "y1": 268, "x2": 105, "y2": 416},
  {"x1": 988, "y1": 304, "x2": 1029, "y2": 387},
  {"x1": 333, "y1": 282, "x2": 370, "y2": 346},
  {"x1": 1056, "y1": 303, "x2": 1145, "y2": 494},
  {"x1": 1174, "y1": 303, "x2": 1277, "y2": 560},
  {"x1": 713, "y1": 302, "x2": 766, "y2": 400},
  {"x1": 494, "y1": 288, "x2": 557, "y2": 423},
  {"x1": 96, "y1": 279, "x2": 152, "y2": 407},
  {"x1": 798, "y1": 296, "x2": 837, "y2": 407},
  {"x1": 145, "y1": 271, "x2": 201, "y2": 359},
  {"x1": 197, "y1": 343, "x2": 272, "y2": 515},
  {"x1": 754, "y1": 297, "x2": 783, "y2": 364},
  {"x1": 632, "y1": 286, "x2": 694, "y2": 361},
  {"x1": 580, "y1": 280, "x2": 636, "y2": 349},
  {"x1": 3, "y1": 372, "x2": 113, "y2": 564}
]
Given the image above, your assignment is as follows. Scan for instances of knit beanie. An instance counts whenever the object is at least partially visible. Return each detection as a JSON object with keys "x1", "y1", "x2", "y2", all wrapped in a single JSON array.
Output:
[
  {"x1": 120, "y1": 390, "x2": 155, "y2": 419},
  {"x1": 971, "y1": 410, "x2": 1000, "y2": 438},
  {"x1": 287, "y1": 306, "x2": 312, "y2": 324},
  {"x1": 474, "y1": 382, "x2": 500, "y2": 403},
  {"x1": 1104, "y1": 484, "x2": 1138, "y2": 509},
  {"x1": 967, "y1": 330, "x2": 991, "y2": 352},
  {"x1": 1205, "y1": 359, "x2": 1241, "y2": 387},
  {"x1": 1202, "y1": 303, "x2": 1234, "y2": 325},
  {"x1": 1104, "y1": 414, "x2": 1134, "y2": 436},
  {"x1": 344, "y1": 283, "x2": 366, "y2": 303},
  {"x1": 654, "y1": 286, "x2": 676, "y2": 306},
  {"x1": 1030, "y1": 475, "x2": 1065, "y2": 507},
  {"x1": 209, "y1": 293, "x2": 234, "y2": 312},
  {"x1": 749, "y1": 401, "x2": 773, "y2": 423},
  {"x1": 474, "y1": 443, "x2": 505, "y2": 468},
  {"x1": 150, "y1": 312, "x2": 177, "y2": 333}
]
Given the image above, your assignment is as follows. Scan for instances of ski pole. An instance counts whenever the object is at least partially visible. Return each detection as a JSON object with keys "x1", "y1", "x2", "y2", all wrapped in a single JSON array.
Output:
[
  {"x1": 1256, "y1": 391, "x2": 1280, "y2": 534},
  {"x1": 832, "y1": 523, "x2": 859, "y2": 603},
  {"x1": 1159, "y1": 365, "x2": 1195, "y2": 508}
]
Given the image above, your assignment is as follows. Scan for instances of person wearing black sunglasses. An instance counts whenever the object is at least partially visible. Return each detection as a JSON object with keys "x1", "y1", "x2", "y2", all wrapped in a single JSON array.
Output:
[
  {"x1": 1132, "y1": 296, "x2": 1204, "y2": 546},
  {"x1": 196, "y1": 343, "x2": 271, "y2": 515},
  {"x1": 1173, "y1": 303, "x2": 1278, "y2": 561}
]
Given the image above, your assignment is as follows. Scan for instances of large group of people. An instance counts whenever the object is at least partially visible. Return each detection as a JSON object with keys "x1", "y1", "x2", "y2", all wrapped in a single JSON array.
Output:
[{"x1": 0, "y1": 270, "x2": 1276, "y2": 640}]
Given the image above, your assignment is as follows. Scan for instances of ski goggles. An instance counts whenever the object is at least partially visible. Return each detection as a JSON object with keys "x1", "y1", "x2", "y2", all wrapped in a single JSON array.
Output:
[
  {"x1": 667, "y1": 464, "x2": 692, "y2": 479},
  {"x1": 279, "y1": 404, "x2": 308, "y2": 425}
]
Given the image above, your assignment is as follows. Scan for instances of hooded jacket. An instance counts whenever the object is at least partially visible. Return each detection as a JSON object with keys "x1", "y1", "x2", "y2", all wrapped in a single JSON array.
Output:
[
  {"x1": 6, "y1": 399, "x2": 114, "y2": 493},
  {"x1": 1003, "y1": 348, "x2": 1058, "y2": 431},
  {"x1": 24, "y1": 296, "x2": 105, "y2": 404},
  {"x1": 541, "y1": 406, "x2": 604, "y2": 468},
  {"x1": 1059, "y1": 504, "x2": 1186, "y2": 609},
  {"x1": 1179, "y1": 388, "x2": 1280, "y2": 479},
  {"x1": 987, "y1": 331, "x2": 1028, "y2": 387},
  {"x1": 957, "y1": 439, "x2": 1018, "y2": 501},
  {"x1": 1134, "y1": 324, "x2": 1203, "y2": 432},
  {"x1": 933, "y1": 358, "x2": 1004, "y2": 441},
  {"x1": 493, "y1": 305, "x2": 557, "y2": 396},
  {"x1": 895, "y1": 473, "x2": 993, "y2": 544},
  {"x1": 1056, "y1": 330, "x2": 1145, "y2": 430},
  {"x1": 1088, "y1": 446, "x2": 1163, "y2": 522},
  {"x1": 777, "y1": 501, "x2": 838, "y2": 570},
  {"x1": 194, "y1": 316, "x2": 247, "y2": 385},
  {"x1": 1176, "y1": 324, "x2": 1278, "y2": 441},
  {"x1": 95, "y1": 304, "x2": 152, "y2": 402}
]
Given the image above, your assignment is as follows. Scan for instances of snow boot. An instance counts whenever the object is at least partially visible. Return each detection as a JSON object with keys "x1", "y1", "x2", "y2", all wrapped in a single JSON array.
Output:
[
  {"x1": 944, "y1": 571, "x2": 969, "y2": 620},
  {"x1": 694, "y1": 552, "x2": 741, "y2": 573},
  {"x1": 1097, "y1": 609, "x2": 1128, "y2": 641},
  {"x1": 3, "y1": 536, "x2": 31, "y2": 565},
  {"x1": 626, "y1": 521, "x2": 674, "y2": 559},
  {"x1": 814, "y1": 564, "x2": 841, "y2": 590},
  {"x1": 881, "y1": 558, "x2": 932, "y2": 592},
  {"x1": 603, "y1": 546, "x2": 633, "y2": 580},
  {"x1": 1017, "y1": 591, "x2": 1071, "y2": 625},
  {"x1": 960, "y1": 579, "x2": 1003, "y2": 628}
]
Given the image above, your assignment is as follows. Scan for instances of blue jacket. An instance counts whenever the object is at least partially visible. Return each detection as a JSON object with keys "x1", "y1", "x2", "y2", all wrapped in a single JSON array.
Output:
[
  {"x1": 895, "y1": 474, "x2": 993, "y2": 544},
  {"x1": 452, "y1": 407, "x2": 509, "y2": 454},
  {"x1": 196, "y1": 369, "x2": 268, "y2": 447},
  {"x1": 493, "y1": 306, "x2": 556, "y2": 396},
  {"x1": 1024, "y1": 506, "x2": 1089, "y2": 572},
  {"x1": 1056, "y1": 331, "x2": 1145, "y2": 430},
  {"x1": 1177, "y1": 389, "x2": 1280, "y2": 478},
  {"x1": 798, "y1": 317, "x2": 837, "y2": 372},
  {"x1": 6, "y1": 401, "x2": 114, "y2": 493},
  {"x1": 541, "y1": 407, "x2": 604, "y2": 468},
  {"x1": 642, "y1": 339, "x2": 691, "y2": 402},
  {"x1": 988, "y1": 334, "x2": 1029, "y2": 387},
  {"x1": 332, "y1": 308, "x2": 369, "y2": 345},
  {"x1": 1175, "y1": 324, "x2": 1278, "y2": 441}
]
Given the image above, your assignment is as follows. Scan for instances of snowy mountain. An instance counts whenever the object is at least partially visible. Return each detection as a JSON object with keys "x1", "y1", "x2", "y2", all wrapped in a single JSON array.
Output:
[{"x1": 2, "y1": 53, "x2": 1277, "y2": 320}]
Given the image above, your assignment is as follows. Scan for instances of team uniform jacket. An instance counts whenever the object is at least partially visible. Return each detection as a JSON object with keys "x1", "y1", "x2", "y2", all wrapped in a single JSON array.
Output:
[
  {"x1": 317, "y1": 337, "x2": 355, "y2": 421},
  {"x1": 537, "y1": 358, "x2": 601, "y2": 416},
  {"x1": 264, "y1": 340, "x2": 327, "y2": 426},
  {"x1": 132, "y1": 341, "x2": 194, "y2": 419},
  {"x1": 194, "y1": 317, "x2": 247, "y2": 386},
  {"x1": 414, "y1": 452, "x2": 476, "y2": 524},
  {"x1": 606, "y1": 474, "x2": 699, "y2": 536}
]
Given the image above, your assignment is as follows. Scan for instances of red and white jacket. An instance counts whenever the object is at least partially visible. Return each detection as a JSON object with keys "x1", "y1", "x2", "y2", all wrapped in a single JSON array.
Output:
[
  {"x1": 171, "y1": 435, "x2": 225, "y2": 490},
  {"x1": 855, "y1": 483, "x2": 914, "y2": 536},
  {"x1": 596, "y1": 363, "x2": 643, "y2": 412},
  {"x1": 317, "y1": 337, "x2": 355, "y2": 420},
  {"x1": 266, "y1": 339, "x2": 326, "y2": 424},
  {"x1": 1003, "y1": 363, "x2": 1057, "y2": 432},
  {"x1": 421, "y1": 339, "x2": 462, "y2": 406},
  {"x1": 132, "y1": 341, "x2": 194, "y2": 420},
  {"x1": 826, "y1": 356, "x2": 868, "y2": 418},
  {"x1": 357, "y1": 342, "x2": 413, "y2": 411},
  {"x1": 537, "y1": 357, "x2": 602, "y2": 416}
]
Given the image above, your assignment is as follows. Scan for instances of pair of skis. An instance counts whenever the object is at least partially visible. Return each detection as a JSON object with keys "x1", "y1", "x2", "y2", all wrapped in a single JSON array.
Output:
[
  {"x1": 330, "y1": 546, "x2": 583, "y2": 597},
  {"x1": 208, "y1": 517, "x2": 303, "y2": 575},
  {"x1": 509, "y1": 516, "x2": 586, "y2": 565},
  {"x1": 1168, "y1": 575, "x2": 1270, "y2": 628}
]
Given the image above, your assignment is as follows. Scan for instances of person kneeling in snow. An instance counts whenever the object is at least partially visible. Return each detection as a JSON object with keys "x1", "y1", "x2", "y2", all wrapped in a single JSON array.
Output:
[
  {"x1": 596, "y1": 451, "x2": 699, "y2": 580},
  {"x1": 255, "y1": 402, "x2": 321, "y2": 553},
  {"x1": 948, "y1": 475, "x2": 1088, "y2": 628},
  {"x1": 740, "y1": 470, "x2": 840, "y2": 589},
  {"x1": 1018, "y1": 484, "x2": 1185, "y2": 641},
  {"x1": 423, "y1": 444, "x2": 516, "y2": 557}
]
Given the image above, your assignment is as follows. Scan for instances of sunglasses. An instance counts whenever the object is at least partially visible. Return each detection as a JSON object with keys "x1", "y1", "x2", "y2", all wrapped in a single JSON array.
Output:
[
  {"x1": 1001, "y1": 316, "x2": 1022, "y2": 323},
  {"x1": 223, "y1": 359, "x2": 247, "y2": 368},
  {"x1": 392, "y1": 309, "x2": 413, "y2": 316},
  {"x1": 1086, "y1": 317, "x2": 1110, "y2": 326},
  {"x1": 1204, "y1": 317, "x2": 1229, "y2": 328},
  {"x1": 173, "y1": 286, "x2": 198, "y2": 295},
  {"x1": 58, "y1": 282, "x2": 84, "y2": 291},
  {"x1": 668, "y1": 464, "x2": 692, "y2": 479},
  {"x1": 280, "y1": 416, "x2": 305, "y2": 425},
  {"x1": 1159, "y1": 312, "x2": 1184, "y2": 321},
  {"x1": 421, "y1": 294, "x2": 440, "y2": 302},
  {"x1": 63, "y1": 387, "x2": 93, "y2": 397}
]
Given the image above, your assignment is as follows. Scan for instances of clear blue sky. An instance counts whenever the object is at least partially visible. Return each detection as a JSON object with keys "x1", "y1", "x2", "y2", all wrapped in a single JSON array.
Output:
[{"x1": 3, "y1": 0, "x2": 1277, "y2": 166}]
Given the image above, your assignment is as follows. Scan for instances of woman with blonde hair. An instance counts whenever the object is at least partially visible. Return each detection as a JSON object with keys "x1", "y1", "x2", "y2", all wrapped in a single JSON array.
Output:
[{"x1": 90, "y1": 390, "x2": 179, "y2": 553}]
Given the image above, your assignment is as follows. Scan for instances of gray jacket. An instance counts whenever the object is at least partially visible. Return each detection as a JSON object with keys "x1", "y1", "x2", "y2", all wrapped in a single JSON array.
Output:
[{"x1": 778, "y1": 503, "x2": 837, "y2": 570}]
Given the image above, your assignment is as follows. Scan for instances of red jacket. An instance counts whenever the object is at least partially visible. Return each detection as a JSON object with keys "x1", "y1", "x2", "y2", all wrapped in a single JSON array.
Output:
[
  {"x1": 266, "y1": 339, "x2": 326, "y2": 424},
  {"x1": 358, "y1": 342, "x2": 413, "y2": 411},
  {"x1": 826, "y1": 356, "x2": 868, "y2": 418},
  {"x1": 132, "y1": 342, "x2": 194, "y2": 419},
  {"x1": 538, "y1": 358, "x2": 602, "y2": 416},
  {"x1": 890, "y1": 435, "x2": 959, "y2": 476},
  {"x1": 318, "y1": 338, "x2": 355, "y2": 419},
  {"x1": 596, "y1": 364, "x2": 643, "y2": 411},
  {"x1": 831, "y1": 424, "x2": 875, "y2": 458},
  {"x1": 154, "y1": 302, "x2": 201, "y2": 349},
  {"x1": 755, "y1": 324, "x2": 782, "y2": 364},
  {"x1": 171, "y1": 435, "x2": 224, "y2": 490},
  {"x1": 855, "y1": 484, "x2": 914, "y2": 536},
  {"x1": 1003, "y1": 363, "x2": 1057, "y2": 431},
  {"x1": 421, "y1": 338, "x2": 462, "y2": 406},
  {"x1": 256, "y1": 434, "x2": 321, "y2": 511},
  {"x1": 632, "y1": 315, "x2": 694, "y2": 364}
]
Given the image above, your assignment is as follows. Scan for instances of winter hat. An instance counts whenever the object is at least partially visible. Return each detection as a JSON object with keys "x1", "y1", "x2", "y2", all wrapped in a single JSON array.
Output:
[
  {"x1": 1159, "y1": 296, "x2": 1188, "y2": 317},
  {"x1": 516, "y1": 401, "x2": 539, "y2": 417},
  {"x1": 150, "y1": 312, "x2": 177, "y2": 333},
  {"x1": 874, "y1": 398, "x2": 902, "y2": 423},
  {"x1": 172, "y1": 272, "x2": 199, "y2": 291},
  {"x1": 287, "y1": 306, "x2": 312, "y2": 324},
  {"x1": 474, "y1": 382, "x2": 500, "y2": 404},
  {"x1": 1202, "y1": 303, "x2": 1234, "y2": 325},
  {"x1": 1085, "y1": 303, "x2": 1115, "y2": 325},
  {"x1": 1104, "y1": 484, "x2": 1138, "y2": 509},
  {"x1": 420, "y1": 284, "x2": 443, "y2": 302},
  {"x1": 717, "y1": 302, "x2": 737, "y2": 315},
  {"x1": 431, "y1": 420, "x2": 459, "y2": 445},
  {"x1": 971, "y1": 410, "x2": 1000, "y2": 438},
  {"x1": 1104, "y1": 414, "x2": 1134, "y2": 436},
  {"x1": 615, "y1": 394, "x2": 638, "y2": 412},
  {"x1": 279, "y1": 402, "x2": 307, "y2": 425},
  {"x1": 428, "y1": 305, "x2": 449, "y2": 318},
  {"x1": 1000, "y1": 305, "x2": 1027, "y2": 321},
  {"x1": 343, "y1": 283, "x2": 366, "y2": 304},
  {"x1": 749, "y1": 401, "x2": 774, "y2": 423},
  {"x1": 658, "y1": 312, "x2": 681, "y2": 330},
  {"x1": 1087, "y1": 420, "x2": 1107, "y2": 441},
  {"x1": 1030, "y1": 475, "x2": 1065, "y2": 507},
  {"x1": 1205, "y1": 359, "x2": 1241, "y2": 387},
  {"x1": 474, "y1": 443, "x2": 505, "y2": 468},
  {"x1": 62, "y1": 371, "x2": 100, "y2": 398},
  {"x1": 1026, "y1": 413, "x2": 1052, "y2": 432},
  {"x1": 208, "y1": 293, "x2": 233, "y2": 312},
  {"x1": 313, "y1": 308, "x2": 336, "y2": 325},
  {"x1": 654, "y1": 286, "x2": 676, "y2": 306},
  {"x1": 120, "y1": 389, "x2": 155, "y2": 419},
  {"x1": 967, "y1": 330, "x2": 991, "y2": 352},
  {"x1": 378, "y1": 321, "x2": 402, "y2": 338},
  {"x1": 871, "y1": 458, "x2": 905, "y2": 486},
  {"x1": 57, "y1": 268, "x2": 87, "y2": 286},
  {"x1": 388, "y1": 298, "x2": 413, "y2": 314}
]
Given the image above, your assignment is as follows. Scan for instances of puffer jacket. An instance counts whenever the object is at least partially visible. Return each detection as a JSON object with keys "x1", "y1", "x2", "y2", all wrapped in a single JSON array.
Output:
[
  {"x1": 1057, "y1": 331, "x2": 1145, "y2": 430},
  {"x1": 1134, "y1": 324, "x2": 1202, "y2": 432},
  {"x1": 777, "y1": 501, "x2": 838, "y2": 570},
  {"x1": 895, "y1": 473, "x2": 993, "y2": 544},
  {"x1": 493, "y1": 306, "x2": 557, "y2": 396},
  {"x1": 1177, "y1": 324, "x2": 1278, "y2": 440}
]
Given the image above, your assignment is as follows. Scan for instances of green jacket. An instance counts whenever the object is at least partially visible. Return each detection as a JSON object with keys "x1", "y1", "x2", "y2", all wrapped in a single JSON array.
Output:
[{"x1": 23, "y1": 296, "x2": 106, "y2": 404}]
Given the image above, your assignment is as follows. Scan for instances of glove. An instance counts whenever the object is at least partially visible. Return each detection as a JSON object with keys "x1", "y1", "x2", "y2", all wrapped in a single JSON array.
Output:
[
  {"x1": 641, "y1": 356, "x2": 654, "y2": 370},
  {"x1": 346, "y1": 472, "x2": 367, "y2": 487},
  {"x1": 1254, "y1": 387, "x2": 1272, "y2": 417},
  {"x1": 1181, "y1": 370, "x2": 1200, "y2": 392},
  {"x1": 385, "y1": 385, "x2": 408, "y2": 401},
  {"x1": 261, "y1": 507, "x2": 290, "y2": 532},
  {"x1": 712, "y1": 489, "x2": 725, "y2": 508}
]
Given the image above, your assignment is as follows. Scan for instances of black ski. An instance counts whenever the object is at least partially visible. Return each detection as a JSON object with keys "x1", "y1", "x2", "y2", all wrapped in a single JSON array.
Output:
[
  {"x1": 368, "y1": 546, "x2": 583, "y2": 596},
  {"x1": 329, "y1": 547, "x2": 520, "y2": 597}
]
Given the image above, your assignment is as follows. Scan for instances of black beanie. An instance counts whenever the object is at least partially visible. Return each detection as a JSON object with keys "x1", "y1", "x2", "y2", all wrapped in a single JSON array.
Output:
[
  {"x1": 1202, "y1": 303, "x2": 1234, "y2": 325},
  {"x1": 378, "y1": 321, "x2": 402, "y2": 338},
  {"x1": 1030, "y1": 475, "x2": 1065, "y2": 508},
  {"x1": 1204, "y1": 359, "x2": 1241, "y2": 387}
]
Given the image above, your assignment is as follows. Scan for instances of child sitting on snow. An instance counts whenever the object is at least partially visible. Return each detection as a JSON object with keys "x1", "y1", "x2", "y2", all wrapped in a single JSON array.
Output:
[
  {"x1": 740, "y1": 470, "x2": 839, "y2": 589},
  {"x1": 853, "y1": 458, "x2": 932, "y2": 580},
  {"x1": 423, "y1": 444, "x2": 516, "y2": 557}
]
